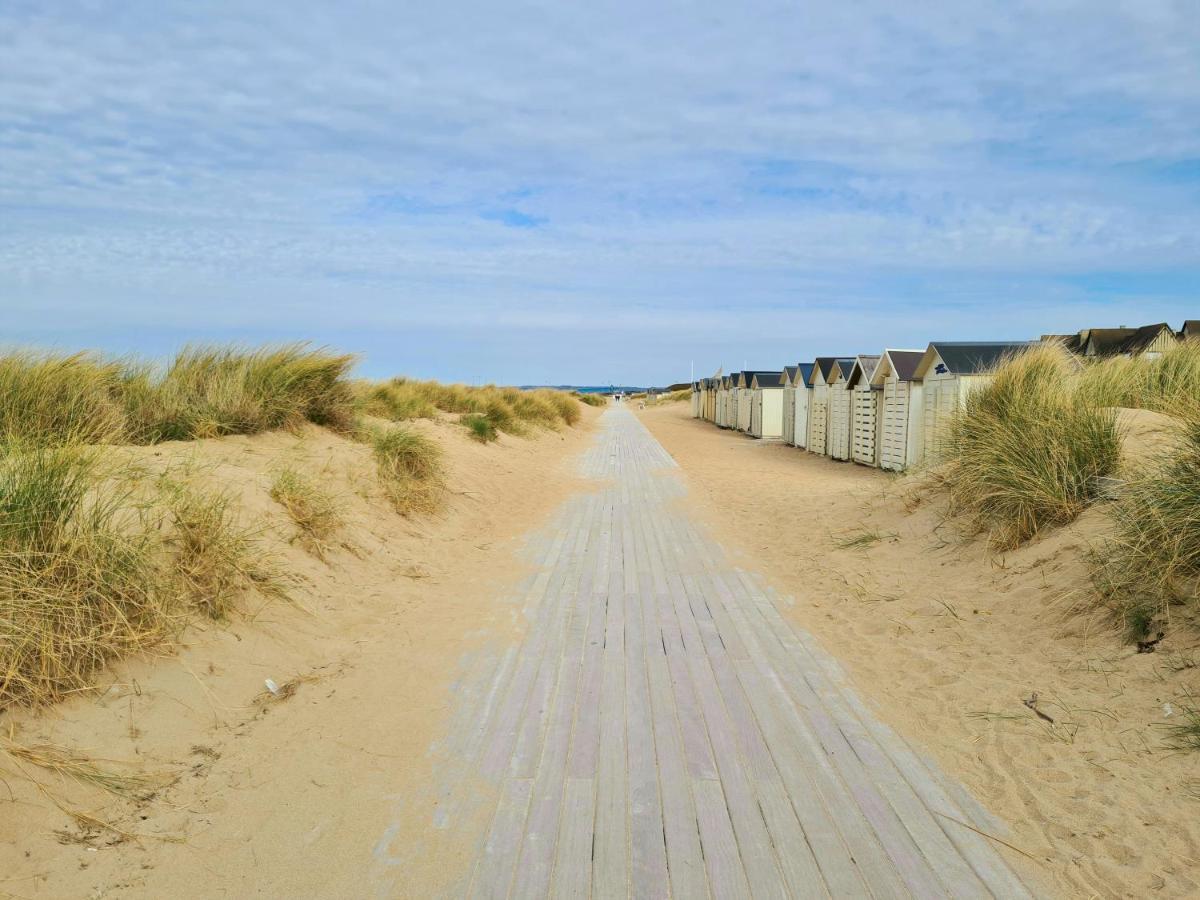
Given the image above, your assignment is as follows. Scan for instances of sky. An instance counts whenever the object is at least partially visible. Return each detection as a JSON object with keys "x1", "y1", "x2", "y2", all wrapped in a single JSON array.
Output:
[{"x1": 3, "y1": 2, "x2": 1200, "y2": 384}]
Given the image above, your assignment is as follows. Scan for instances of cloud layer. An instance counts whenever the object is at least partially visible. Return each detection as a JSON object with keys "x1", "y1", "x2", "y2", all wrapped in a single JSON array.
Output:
[{"x1": 3, "y1": 1, "x2": 1199, "y2": 381}]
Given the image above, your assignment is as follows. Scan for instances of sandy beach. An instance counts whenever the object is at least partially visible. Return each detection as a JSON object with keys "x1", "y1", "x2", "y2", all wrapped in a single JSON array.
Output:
[
  {"x1": 637, "y1": 401, "x2": 1200, "y2": 899},
  {"x1": 0, "y1": 406, "x2": 601, "y2": 898}
]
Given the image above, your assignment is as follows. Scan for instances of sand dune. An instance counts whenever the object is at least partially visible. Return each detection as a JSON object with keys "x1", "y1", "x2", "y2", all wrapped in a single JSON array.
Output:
[
  {"x1": 0, "y1": 407, "x2": 601, "y2": 898},
  {"x1": 637, "y1": 402, "x2": 1200, "y2": 899}
]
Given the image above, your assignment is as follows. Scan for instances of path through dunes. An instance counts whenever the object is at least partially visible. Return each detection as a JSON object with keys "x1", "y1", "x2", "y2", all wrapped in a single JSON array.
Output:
[{"x1": 396, "y1": 407, "x2": 1032, "y2": 898}]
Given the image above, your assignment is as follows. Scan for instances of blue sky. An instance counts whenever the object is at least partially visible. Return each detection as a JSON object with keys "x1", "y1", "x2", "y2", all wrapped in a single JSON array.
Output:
[{"x1": 2, "y1": 2, "x2": 1199, "y2": 384}]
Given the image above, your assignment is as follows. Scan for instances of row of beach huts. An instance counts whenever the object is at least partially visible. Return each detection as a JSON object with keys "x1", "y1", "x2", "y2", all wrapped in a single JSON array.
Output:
[{"x1": 688, "y1": 320, "x2": 1198, "y2": 472}]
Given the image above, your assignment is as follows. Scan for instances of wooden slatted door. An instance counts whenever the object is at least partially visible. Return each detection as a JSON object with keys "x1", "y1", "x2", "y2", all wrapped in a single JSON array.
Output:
[
  {"x1": 782, "y1": 387, "x2": 795, "y2": 445},
  {"x1": 879, "y1": 381, "x2": 908, "y2": 471},
  {"x1": 851, "y1": 388, "x2": 877, "y2": 466},
  {"x1": 808, "y1": 393, "x2": 827, "y2": 455},
  {"x1": 829, "y1": 389, "x2": 851, "y2": 460}
]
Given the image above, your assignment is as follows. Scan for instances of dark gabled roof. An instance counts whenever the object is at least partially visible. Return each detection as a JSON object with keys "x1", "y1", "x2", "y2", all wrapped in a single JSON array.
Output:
[
  {"x1": 1041, "y1": 333, "x2": 1083, "y2": 353},
  {"x1": 1181, "y1": 320, "x2": 1200, "y2": 338},
  {"x1": 752, "y1": 371, "x2": 785, "y2": 388},
  {"x1": 797, "y1": 362, "x2": 814, "y2": 386},
  {"x1": 1119, "y1": 323, "x2": 1174, "y2": 355},
  {"x1": 1084, "y1": 328, "x2": 1137, "y2": 356},
  {"x1": 743, "y1": 370, "x2": 781, "y2": 388},
  {"x1": 928, "y1": 341, "x2": 1033, "y2": 375},
  {"x1": 888, "y1": 350, "x2": 925, "y2": 382},
  {"x1": 831, "y1": 358, "x2": 857, "y2": 381},
  {"x1": 813, "y1": 356, "x2": 843, "y2": 382},
  {"x1": 845, "y1": 355, "x2": 881, "y2": 387},
  {"x1": 783, "y1": 365, "x2": 799, "y2": 384}
]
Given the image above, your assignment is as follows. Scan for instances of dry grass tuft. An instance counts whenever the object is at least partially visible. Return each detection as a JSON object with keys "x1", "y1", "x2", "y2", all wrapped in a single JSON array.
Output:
[
  {"x1": 270, "y1": 468, "x2": 344, "y2": 558},
  {"x1": 575, "y1": 392, "x2": 608, "y2": 407},
  {"x1": 942, "y1": 343, "x2": 1122, "y2": 550},
  {"x1": 0, "y1": 344, "x2": 357, "y2": 448},
  {"x1": 161, "y1": 482, "x2": 284, "y2": 619},
  {"x1": 1091, "y1": 416, "x2": 1200, "y2": 634},
  {"x1": 358, "y1": 378, "x2": 585, "y2": 439},
  {"x1": 368, "y1": 426, "x2": 444, "y2": 515}
]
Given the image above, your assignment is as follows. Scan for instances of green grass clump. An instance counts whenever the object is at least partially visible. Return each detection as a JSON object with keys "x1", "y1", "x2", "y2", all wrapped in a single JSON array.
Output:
[
  {"x1": 462, "y1": 413, "x2": 499, "y2": 443},
  {"x1": 128, "y1": 344, "x2": 356, "y2": 442},
  {"x1": 942, "y1": 343, "x2": 1122, "y2": 549},
  {"x1": 369, "y1": 426, "x2": 444, "y2": 515},
  {"x1": 1076, "y1": 341, "x2": 1200, "y2": 418},
  {"x1": 1092, "y1": 417, "x2": 1200, "y2": 632},
  {"x1": 0, "y1": 343, "x2": 357, "y2": 448},
  {"x1": 574, "y1": 392, "x2": 607, "y2": 407},
  {"x1": 162, "y1": 483, "x2": 282, "y2": 620},
  {"x1": 0, "y1": 352, "x2": 131, "y2": 446},
  {"x1": 360, "y1": 379, "x2": 586, "y2": 437},
  {"x1": 0, "y1": 445, "x2": 167, "y2": 706},
  {"x1": 270, "y1": 468, "x2": 344, "y2": 558}
]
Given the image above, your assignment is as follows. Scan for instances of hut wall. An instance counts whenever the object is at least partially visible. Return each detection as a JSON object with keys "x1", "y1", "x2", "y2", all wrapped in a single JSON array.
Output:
[
  {"x1": 851, "y1": 383, "x2": 879, "y2": 466},
  {"x1": 795, "y1": 386, "x2": 810, "y2": 449},
  {"x1": 828, "y1": 380, "x2": 852, "y2": 460},
  {"x1": 807, "y1": 383, "x2": 828, "y2": 454}
]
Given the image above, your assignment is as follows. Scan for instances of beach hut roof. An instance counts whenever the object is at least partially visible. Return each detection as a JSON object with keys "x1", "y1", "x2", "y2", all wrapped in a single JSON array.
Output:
[
  {"x1": 830, "y1": 358, "x2": 857, "y2": 381},
  {"x1": 1181, "y1": 320, "x2": 1200, "y2": 338},
  {"x1": 741, "y1": 370, "x2": 781, "y2": 388},
  {"x1": 1120, "y1": 323, "x2": 1175, "y2": 354},
  {"x1": 751, "y1": 372, "x2": 785, "y2": 389},
  {"x1": 845, "y1": 355, "x2": 882, "y2": 388},
  {"x1": 1041, "y1": 333, "x2": 1084, "y2": 354},
  {"x1": 870, "y1": 349, "x2": 925, "y2": 385},
  {"x1": 914, "y1": 341, "x2": 1033, "y2": 378},
  {"x1": 797, "y1": 362, "x2": 814, "y2": 387},
  {"x1": 811, "y1": 356, "x2": 846, "y2": 384},
  {"x1": 782, "y1": 365, "x2": 799, "y2": 385}
]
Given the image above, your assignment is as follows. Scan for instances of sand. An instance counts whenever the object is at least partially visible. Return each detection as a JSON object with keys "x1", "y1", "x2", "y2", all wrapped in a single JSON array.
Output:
[
  {"x1": 635, "y1": 402, "x2": 1200, "y2": 899},
  {"x1": 0, "y1": 407, "x2": 600, "y2": 899}
]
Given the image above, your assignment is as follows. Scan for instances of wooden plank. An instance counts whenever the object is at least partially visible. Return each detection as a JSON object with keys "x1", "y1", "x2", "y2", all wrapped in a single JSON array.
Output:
[
  {"x1": 551, "y1": 778, "x2": 595, "y2": 899},
  {"x1": 693, "y1": 778, "x2": 751, "y2": 899},
  {"x1": 467, "y1": 777, "x2": 532, "y2": 900}
]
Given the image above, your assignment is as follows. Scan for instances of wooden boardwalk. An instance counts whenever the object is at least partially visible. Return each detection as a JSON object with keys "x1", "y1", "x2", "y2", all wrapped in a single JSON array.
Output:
[{"x1": 436, "y1": 408, "x2": 1031, "y2": 898}]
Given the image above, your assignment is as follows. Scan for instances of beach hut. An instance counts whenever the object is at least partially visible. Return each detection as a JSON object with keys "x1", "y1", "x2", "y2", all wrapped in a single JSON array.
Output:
[
  {"x1": 805, "y1": 357, "x2": 843, "y2": 456},
  {"x1": 869, "y1": 349, "x2": 926, "y2": 472},
  {"x1": 735, "y1": 372, "x2": 754, "y2": 432},
  {"x1": 714, "y1": 378, "x2": 725, "y2": 427},
  {"x1": 750, "y1": 372, "x2": 786, "y2": 439},
  {"x1": 781, "y1": 366, "x2": 798, "y2": 446},
  {"x1": 793, "y1": 362, "x2": 814, "y2": 449},
  {"x1": 690, "y1": 381, "x2": 700, "y2": 418},
  {"x1": 1181, "y1": 320, "x2": 1200, "y2": 341},
  {"x1": 845, "y1": 355, "x2": 882, "y2": 467},
  {"x1": 1082, "y1": 323, "x2": 1177, "y2": 359},
  {"x1": 826, "y1": 358, "x2": 857, "y2": 461},
  {"x1": 913, "y1": 341, "x2": 1032, "y2": 463},
  {"x1": 718, "y1": 375, "x2": 733, "y2": 428}
]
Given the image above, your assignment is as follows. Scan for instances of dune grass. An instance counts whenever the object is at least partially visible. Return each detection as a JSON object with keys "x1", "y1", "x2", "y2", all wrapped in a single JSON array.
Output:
[
  {"x1": 368, "y1": 426, "x2": 444, "y2": 515},
  {"x1": 941, "y1": 343, "x2": 1122, "y2": 550},
  {"x1": 574, "y1": 392, "x2": 608, "y2": 407},
  {"x1": 360, "y1": 378, "x2": 585, "y2": 440},
  {"x1": 0, "y1": 344, "x2": 357, "y2": 449},
  {"x1": 270, "y1": 468, "x2": 344, "y2": 558},
  {"x1": 1091, "y1": 417, "x2": 1200, "y2": 636},
  {"x1": 1076, "y1": 340, "x2": 1200, "y2": 416}
]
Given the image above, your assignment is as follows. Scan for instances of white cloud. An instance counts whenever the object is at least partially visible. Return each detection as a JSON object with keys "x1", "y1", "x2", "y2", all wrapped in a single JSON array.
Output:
[{"x1": 1, "y1": 1, "x2": 1199, "y2": 381}]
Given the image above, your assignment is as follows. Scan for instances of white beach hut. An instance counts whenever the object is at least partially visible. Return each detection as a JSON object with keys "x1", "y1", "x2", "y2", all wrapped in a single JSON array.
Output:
[
  {"x1": 913, "y1": 341, "x2": 1032, "y2": 464},
  {"x1": 846, "y1": 355, "x2": 882, "y2": 467},
  {"x1": 805, "y1": 357, "x2": 841, "y2": 456},
  {"x1": 736, "y1": 372, "x2": 754, "y2": 432},
  {"x1": 750, "y1": 372, "x2": 786, "y2": 439},
  {"x1": 793, "y1": 362, "x2": 813, "y2": 449},
  {"x1": 781, "y1": 366, "x2": 798, "y2": 446},
  {"x1": 826, "y1": 358, "x2": 857, "y2": 461},
  {"x1": 869, "y1": 349, "x2": 926, "y2": 472}
]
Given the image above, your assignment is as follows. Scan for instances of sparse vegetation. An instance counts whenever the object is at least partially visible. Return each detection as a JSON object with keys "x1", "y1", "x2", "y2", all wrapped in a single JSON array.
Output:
[
  {"x1": 940, "y1": 343, "x2": 1122, "y2": 549},
  {"x1": 369, "y1": 426, "x2": 444, "y2": 515},
  {"x1": 1092, "y1": 417, "x2": 1200, "y2": 631},
  {"x1": 462, "y1": 413, "x2": 499, "y2": 443},
  {"x1": 270, "y1": 468, "x2": 344, "y2": 557},
  {"x1": 360, "y1": 378, "x2": 586, "y2": 440}
]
